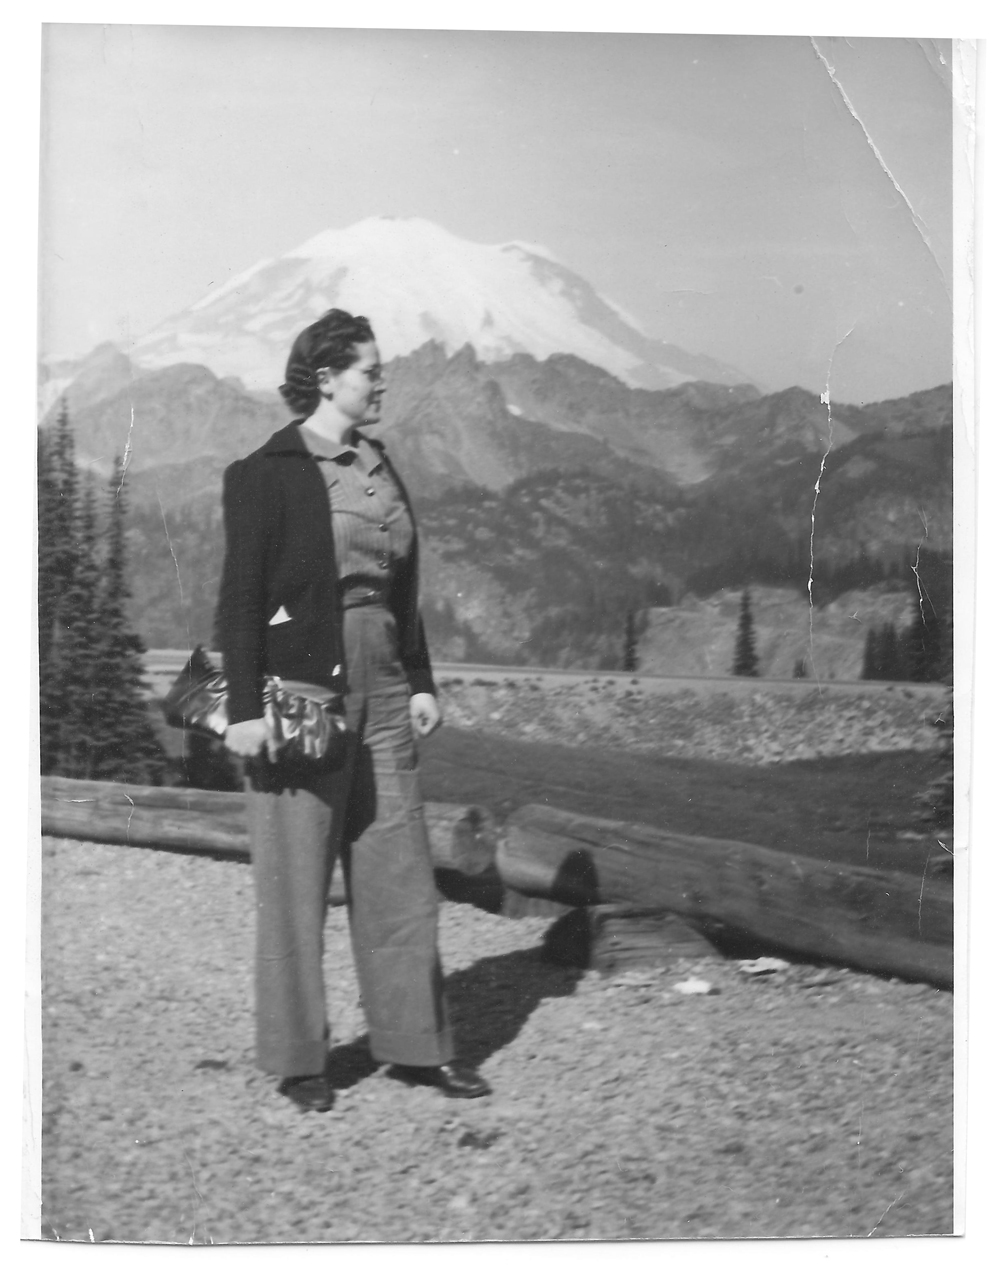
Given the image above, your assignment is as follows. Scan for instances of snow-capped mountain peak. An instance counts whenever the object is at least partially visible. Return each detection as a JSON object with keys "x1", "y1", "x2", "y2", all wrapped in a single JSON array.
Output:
[{"x1": 131, "y1": 217, "x2": 751, "y2": 392}]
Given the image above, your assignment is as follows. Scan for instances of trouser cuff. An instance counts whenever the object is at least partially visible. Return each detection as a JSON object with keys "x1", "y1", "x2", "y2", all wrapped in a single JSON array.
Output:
[
  {"x1": 368, "y1": 1026, "x2": 455, "y2": 1068},
  {"x1": 256, "y1": 1036, "x2": 329, "y2": 1080}
]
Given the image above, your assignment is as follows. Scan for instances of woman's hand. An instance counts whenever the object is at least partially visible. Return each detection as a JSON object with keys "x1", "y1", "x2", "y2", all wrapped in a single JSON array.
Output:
[
  {"x1": 409, "y1": 693, "x2": 441, "y2": 738},
  {"x1": 225, "y1": 717, "x2": 279, "y2": 761}
]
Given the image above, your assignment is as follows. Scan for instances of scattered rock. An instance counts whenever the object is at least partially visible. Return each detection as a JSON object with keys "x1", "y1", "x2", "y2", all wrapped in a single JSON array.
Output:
[
  {"x1": 435, "y1": 677, "x2": 945, "y2": 766},
  {"x1": 673, "y1": 977, "x2": 718, "y2": 996},
  {"x1": 737, "y1": 958, "x2": 791, "y2": 976}
]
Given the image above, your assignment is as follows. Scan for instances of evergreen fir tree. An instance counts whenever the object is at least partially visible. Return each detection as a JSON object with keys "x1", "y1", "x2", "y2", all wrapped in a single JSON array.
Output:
[
  {"x1": 49, "y1": 401, "x2": 79, "y2": 593},
  {"x1": 862, "y1": 622, "x2": 905, "y2": 680},
  {"x1": 37, "y1": 428, "x2": 62, "y2": 770},
  {"x1": 876, "y1": 622, "x2": 903, "y2": 680},
  {"x1": 622, "y1": 609, "x2": 639, "y2": 673},
  {"x1": 87, "y1": 458, "x2": 169, "y2": 785},
  {"x1": 52, "y1": 485, "x2": 104, "y2": 778},
  {"x1": 37, "y1": 428, "x2": 60, "y2": 672},
  {"x1": 903, "y1": 587, "x2": 944, "y2": 682},
  {"x1": 861, "y1": 628, "x2": 879, "y2": 679},
  {"x1": 732, "y1": 589, "x2": 759, "y2": 677},
  {"x1": 38, "y1": 403, "x2": 81, "y2": 772}
]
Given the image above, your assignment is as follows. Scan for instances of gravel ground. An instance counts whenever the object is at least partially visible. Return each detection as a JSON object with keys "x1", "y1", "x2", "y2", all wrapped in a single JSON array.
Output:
[
  {"x1": 39, "y1": 836, "x2": 953, "y2": 1244},
  {"x1": 435, "y1": 677, "x2": 946, "y2": 765}
]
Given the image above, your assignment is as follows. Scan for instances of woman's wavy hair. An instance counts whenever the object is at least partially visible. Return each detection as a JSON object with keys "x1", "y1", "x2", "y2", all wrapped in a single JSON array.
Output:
[{"x1": 279, "y1": 308, "x2": 376, "y2": 417}]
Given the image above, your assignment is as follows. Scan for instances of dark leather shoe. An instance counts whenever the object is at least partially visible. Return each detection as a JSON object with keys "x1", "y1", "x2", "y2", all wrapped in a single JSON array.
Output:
[
  {"x1": 278, "y1": 1074, "x2": 334, "y2": 1112},
  {"x1": 390, "y1": 1063, "x2": 491, "y2": 1099}
]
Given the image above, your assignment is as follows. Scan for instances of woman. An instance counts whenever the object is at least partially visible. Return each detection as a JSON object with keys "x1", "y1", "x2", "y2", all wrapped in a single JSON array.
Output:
[{"x1": 217, "y1": 308, "x2": 489, "y2": 1112}]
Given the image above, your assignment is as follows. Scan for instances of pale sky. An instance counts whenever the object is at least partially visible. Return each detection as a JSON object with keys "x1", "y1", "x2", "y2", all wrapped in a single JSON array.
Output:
[{"x1": 40, "y1": 25, "x2": 955, "y2": 403}]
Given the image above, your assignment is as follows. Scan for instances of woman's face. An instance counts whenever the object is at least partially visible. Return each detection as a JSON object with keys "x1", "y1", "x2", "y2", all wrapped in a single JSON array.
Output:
[{"x1": 317, "y1": 341, "x2": 385, "y2": 424}]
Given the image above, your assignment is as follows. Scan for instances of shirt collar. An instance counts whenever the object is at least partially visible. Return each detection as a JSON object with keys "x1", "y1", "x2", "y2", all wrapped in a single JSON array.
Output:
[{"x1": 299, "y1": 425, "x2": 384, "y2": 474}]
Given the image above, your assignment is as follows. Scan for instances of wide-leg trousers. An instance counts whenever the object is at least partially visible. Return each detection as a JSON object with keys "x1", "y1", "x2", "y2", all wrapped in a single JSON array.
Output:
[{"x1": 245, "y1": 605, "x2": 454, "y2": 1078}]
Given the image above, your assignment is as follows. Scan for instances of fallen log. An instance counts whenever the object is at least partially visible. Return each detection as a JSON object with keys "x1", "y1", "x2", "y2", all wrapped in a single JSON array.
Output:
[
  {"x1": 498, "y1": 804, "x2": 953, "y2": 987},
  {"x1": 40, "y1": 776, "x2": 497, "y2": 877}
]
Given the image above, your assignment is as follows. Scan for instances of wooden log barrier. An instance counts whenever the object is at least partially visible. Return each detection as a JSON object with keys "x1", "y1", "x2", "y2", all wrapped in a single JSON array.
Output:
[
  {"x1": 42, "y1": 779, "x2": 955, "y2": 986},
  {"x1": 40, "y1": 776, "x2": 498, "y2": 879},
  {"x1": 498, "y1": 804, "x2": 953, "y2": 987}
]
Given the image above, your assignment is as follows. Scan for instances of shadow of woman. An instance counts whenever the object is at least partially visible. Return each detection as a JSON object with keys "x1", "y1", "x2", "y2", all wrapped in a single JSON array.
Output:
[
  {"x1": 324, "y1": 945, "x2": 582, "y2": 1087},
  {"x1": 323, "y1": 1035, "x2": 381, "y2": 1091},
  {"x1": 441, "y1": 946, "x2": 583, "y2": 1068}
]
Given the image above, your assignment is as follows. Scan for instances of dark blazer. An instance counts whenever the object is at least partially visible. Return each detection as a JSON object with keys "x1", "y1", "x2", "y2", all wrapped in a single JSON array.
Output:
[{"x1": 216, "y1": 420, "x2": 435, "y2": 725}]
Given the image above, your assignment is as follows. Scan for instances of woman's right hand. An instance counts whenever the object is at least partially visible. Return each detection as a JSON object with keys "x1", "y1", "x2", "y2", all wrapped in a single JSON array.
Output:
[{"x1": 224, "y1": 717, "x2": 279, "y2": 761}]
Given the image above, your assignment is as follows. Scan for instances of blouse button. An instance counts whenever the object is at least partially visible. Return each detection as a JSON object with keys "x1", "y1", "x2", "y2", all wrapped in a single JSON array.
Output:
[
  {"x1": 366, "y1": 487, "x2": 376, "y2": 496},
  {"x1": 379, "y1": 523, "x2": 388, "y2": 532},
  {"x1": 378, "y1": 560, "x2": 389, "y2": 570}
]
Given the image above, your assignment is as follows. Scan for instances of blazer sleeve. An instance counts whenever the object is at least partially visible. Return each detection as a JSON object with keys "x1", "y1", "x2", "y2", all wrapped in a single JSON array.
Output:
[{"x1": 216, "y1": 457, "x2": 272, "y2": 724}]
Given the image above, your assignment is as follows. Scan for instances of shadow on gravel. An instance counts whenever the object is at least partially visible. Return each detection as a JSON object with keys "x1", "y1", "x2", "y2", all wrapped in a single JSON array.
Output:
[
  {"x1": 324, "y1": 1037, "x2": 380, "y2": 1091},
  {"x1": 324, "y1": 948, "x2": 581, "y2": 1084},
  {"x1": 442, "y1": 947, "x2": 582, "y2": 1068}
]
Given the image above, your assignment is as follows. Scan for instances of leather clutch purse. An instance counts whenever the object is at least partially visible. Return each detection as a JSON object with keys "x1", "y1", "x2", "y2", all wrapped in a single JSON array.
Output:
[{"x1": 161, "y1": 646, "x2": 347, "y2": 764}]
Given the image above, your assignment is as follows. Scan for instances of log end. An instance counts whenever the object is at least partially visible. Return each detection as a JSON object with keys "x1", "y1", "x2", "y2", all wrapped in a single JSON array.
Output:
[{"x1": 542, "y1": 905, "x2": 724, "y2": 975}]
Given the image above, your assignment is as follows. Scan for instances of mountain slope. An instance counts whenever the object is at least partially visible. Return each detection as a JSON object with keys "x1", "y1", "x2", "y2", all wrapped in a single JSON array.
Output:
[
  {"x1": 410, "y1": 438, "x2": 951, "y2": 669},
  {"x1": 55, "y1": 346, "x2": 675, "y2": 502},
  {"x1": 128, "y1": 216, "x2": 753, "y2": 392},
  {"x1": 483, "y1": 354, "x2": 769, "y2": 483},
  {"x1": 56, "y1": 343, "x2": 926, "y2": 500},
  {"x1": 38, "y1": 342, "x2": 137, "y2": 421},
  {"x1": 41, "y1": 334, "x2": 951, "y2": 672},
  {"x1": 377, "y1": 343, "x2": 681, "y2": 494},
  {"x1": 62, "y1": 364, "x2": 288, "y2": 486},
  {"x1": 120, "y1": 402, "x2": 951, "y2": 667}
]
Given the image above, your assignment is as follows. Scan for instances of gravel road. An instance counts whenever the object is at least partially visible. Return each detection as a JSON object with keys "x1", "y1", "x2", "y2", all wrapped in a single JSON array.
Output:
[{"x1": 38, "y1": 836, "x2": 952, "y2": 1244}]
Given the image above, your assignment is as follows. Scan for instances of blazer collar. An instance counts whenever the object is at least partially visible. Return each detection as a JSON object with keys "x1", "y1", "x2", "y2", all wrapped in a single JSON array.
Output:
[{"x1": 260, "y1": 421, "x2": 311, "y2": 456}]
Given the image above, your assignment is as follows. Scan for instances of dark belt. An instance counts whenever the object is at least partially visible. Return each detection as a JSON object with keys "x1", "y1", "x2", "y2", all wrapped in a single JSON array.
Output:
[{"x1": 341, "y1": 581, "x2": 390, "y2": 609}]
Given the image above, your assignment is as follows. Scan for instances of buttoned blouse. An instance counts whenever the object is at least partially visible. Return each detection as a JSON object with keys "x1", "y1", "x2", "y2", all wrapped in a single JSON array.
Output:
[{"x1": 298, "y1": 424, "x2": 415, "y2": 585}]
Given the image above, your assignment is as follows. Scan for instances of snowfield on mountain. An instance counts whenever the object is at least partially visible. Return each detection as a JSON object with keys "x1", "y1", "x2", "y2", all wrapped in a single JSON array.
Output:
[{"x1": 127, "y1": 216, "x2": 752, "y2": 392}]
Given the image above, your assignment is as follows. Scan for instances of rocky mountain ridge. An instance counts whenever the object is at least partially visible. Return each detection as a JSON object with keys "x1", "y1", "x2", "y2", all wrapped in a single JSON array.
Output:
[
  {"x1": 39, "y1": 338, "x2": 951, "y2": 674},
  {"x1": 42, "y1": 340, "x2": 946, "y2": 499}
]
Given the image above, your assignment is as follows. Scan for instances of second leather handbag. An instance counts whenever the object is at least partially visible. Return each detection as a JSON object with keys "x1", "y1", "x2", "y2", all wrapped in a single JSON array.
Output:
[{"x1": 160, "y1": 645, "x2": 348, "y2": 765}]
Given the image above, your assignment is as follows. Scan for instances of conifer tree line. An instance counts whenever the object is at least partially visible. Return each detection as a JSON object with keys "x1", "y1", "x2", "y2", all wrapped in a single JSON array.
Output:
[
  {"x1": 861, "y1": 587, "x2": 952, "y2": 682},
  {"x1": 731, "y1": 586, "x2": 951, "y2": 682},
  {"x1": 38, "y1": 403, "x2": 169, "y2": 783}
]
